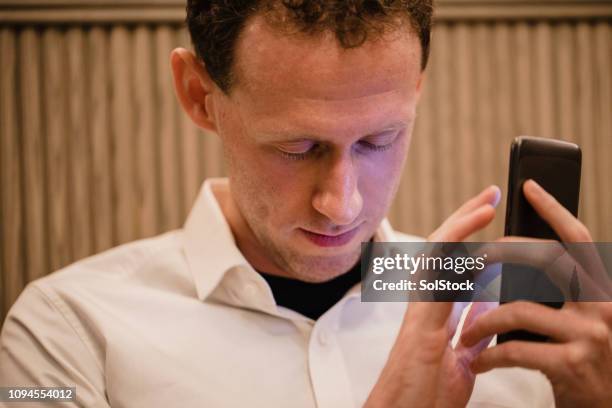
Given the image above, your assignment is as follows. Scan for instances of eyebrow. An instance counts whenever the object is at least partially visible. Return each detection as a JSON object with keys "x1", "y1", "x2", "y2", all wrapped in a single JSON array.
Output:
[
  {"x1": 374, "y1": 120, "x2": 411, "y2": 133},
  {"x1": 262, "y1": 119, "x2": 411, "y2": 142}
]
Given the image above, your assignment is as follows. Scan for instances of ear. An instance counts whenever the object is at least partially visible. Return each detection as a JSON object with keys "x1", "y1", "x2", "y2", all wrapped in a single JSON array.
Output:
[{"x1": 171, "y1": 47, "x2": 218, "y2": 132}]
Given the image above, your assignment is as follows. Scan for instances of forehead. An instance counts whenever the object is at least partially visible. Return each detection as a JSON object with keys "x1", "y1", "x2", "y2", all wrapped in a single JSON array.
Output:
[
  {"x1": 229, "y1": 15, "x2": 422, "y2": 137},
  {"x1": 233, "y1": 15, "x2": 421, "y2": 100}
]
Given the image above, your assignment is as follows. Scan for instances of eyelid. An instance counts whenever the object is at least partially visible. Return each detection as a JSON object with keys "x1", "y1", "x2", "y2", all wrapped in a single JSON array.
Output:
[
  {"x1": 273, "y1": 128, "x2": 403, "y2": 160},
  {"x1": 361, "y1": 130, "x2": 401, "y2": 146},
  {"x1": 275, "y1": 140, "x2": 316, "y2": 154}
]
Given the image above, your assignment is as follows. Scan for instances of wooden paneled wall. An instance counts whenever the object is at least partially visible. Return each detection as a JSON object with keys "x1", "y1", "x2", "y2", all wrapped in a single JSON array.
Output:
[{"x1": 1, "y1": 1, "x2": 611, "y2": 322}]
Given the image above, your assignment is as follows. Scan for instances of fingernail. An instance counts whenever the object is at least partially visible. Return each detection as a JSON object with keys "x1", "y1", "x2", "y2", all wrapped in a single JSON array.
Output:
[{"x1": 490, "y1": 186, "x2": 501, "y2": 208}]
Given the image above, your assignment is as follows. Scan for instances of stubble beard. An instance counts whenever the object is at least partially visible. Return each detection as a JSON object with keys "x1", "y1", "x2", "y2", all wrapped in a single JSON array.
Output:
[{"x1": 235, "y1": 185, "x2": 362, "y2": 282}]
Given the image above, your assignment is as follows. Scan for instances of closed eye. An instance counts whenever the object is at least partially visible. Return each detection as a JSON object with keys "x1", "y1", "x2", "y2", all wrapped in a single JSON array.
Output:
[
  {"x1": 275, "y1": 129, "x2": 402, "y2": 161},
  {"x1": 356, "y1": 130, "x2": 401, "y2": 152},
  {"x1": 358, "y1": 140, "x2": 394, "y2": 152},
  {"x1": 277, "y1": 141, "x2": 319, "y2": 160},
  {"x1": 279, "y1": 150, "x2": 311, "y2": 160}
]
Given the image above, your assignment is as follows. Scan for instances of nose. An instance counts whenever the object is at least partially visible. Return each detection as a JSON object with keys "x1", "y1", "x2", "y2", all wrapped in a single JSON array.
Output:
[{"x1": 312, "y1": 152, "x2": 363, "y2": 226}]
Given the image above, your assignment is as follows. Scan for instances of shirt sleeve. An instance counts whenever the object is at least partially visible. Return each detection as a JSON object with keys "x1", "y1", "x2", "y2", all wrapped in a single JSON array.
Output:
[{"x1": 0, "y1": 284, "x2": 110, "y2": 408}]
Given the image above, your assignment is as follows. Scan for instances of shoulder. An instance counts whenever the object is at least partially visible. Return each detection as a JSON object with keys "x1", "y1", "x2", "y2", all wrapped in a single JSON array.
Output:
[
  {"x1": 1, "y1": 229, "x2": 196, "y2": 369},
  {"x1": 33, "y1": 229, "x2": 190, "y2": 295},
  {"x1": 4, "y1": 229, "x2": 197, "y2": 337}
]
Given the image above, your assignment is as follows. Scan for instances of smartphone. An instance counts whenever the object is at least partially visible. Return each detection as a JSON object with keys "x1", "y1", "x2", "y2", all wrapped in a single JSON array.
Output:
[{"x1": 498, "y1": 136, "x2": 581, "y2": 343}]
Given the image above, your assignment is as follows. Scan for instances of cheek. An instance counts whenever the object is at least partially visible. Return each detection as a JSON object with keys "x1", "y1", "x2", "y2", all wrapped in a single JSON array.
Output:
[
  {"x1": 258, "y1": 161, "x2": 316, "y2": 224},
  {"x1": 359, "y1": 144, "x2": 408, "y2": 212},
  {"x1": 217, "y1": 104, "x2": 310, "y2": 228},
  {"x1": 226, "y1": 141, "x2": 315, "y2": 226}
]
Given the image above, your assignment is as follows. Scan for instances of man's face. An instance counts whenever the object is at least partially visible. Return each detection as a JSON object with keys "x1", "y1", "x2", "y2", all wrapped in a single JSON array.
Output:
[{"x1": 212, "y1": 16, "x2": 423, "y2": 282}]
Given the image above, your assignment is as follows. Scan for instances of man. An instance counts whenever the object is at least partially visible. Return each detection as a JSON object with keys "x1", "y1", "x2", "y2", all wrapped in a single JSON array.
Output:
[{"x1": 1, "y1": 1, "x2": 610, "y2": 407}]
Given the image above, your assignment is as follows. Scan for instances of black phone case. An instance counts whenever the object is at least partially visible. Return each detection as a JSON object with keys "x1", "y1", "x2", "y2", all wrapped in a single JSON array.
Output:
[{"x1": 498, "y1": 136, "x2": 581, "y2": 344}]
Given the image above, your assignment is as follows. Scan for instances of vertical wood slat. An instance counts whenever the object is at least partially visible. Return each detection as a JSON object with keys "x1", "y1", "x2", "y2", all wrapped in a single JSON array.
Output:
[
  {"x1": 533, "y1": 22, "x2": 555, "y2": 138},
  {"x1": 576, "y1": 23, "x2": 598, "y2": 238},
  {"x1": 110, "y1": 26, "x2": 136, "y2": 245},
  {"x1": 89, "y1": 27, "x2": 114, "y2": 252},
  {"x1": 418, "y1": 74, "x2": 436, "y2": 235},
  {"x1": 514, "y1": 23, "x2": 534, "y2": 136},
  {"x1": 455, "y1": 24, "x2": 477, "y2": 192},
  {"x1": 43, "y1": 28, "x2": 72, "y2": 271},
  {"x1": 432, "y1": 24, "x2": 455, "y2": 222},
  {"x1": 556, "y1": 23, "x2": 577, "y2": 143},
  {"x1": 474, "y1": 23, "x2": 501, "y2": 236},
  {"x1": 0, "y1": 28, "x2": 24, "y2": 316},
  {"x1": 594, "y1": 23, "x2": 611, "y2": 241},
  {"x1": 156, "y1": 26, "x2": 182, "y2": 231},
  {"x1": 394, "y1": 85, "x2": 416, "y2": 231},
  {"x1": 67, "y1": 27, "x2": 93, "y2": 260},
  {"x1": 493, "y1": 23, "x2": 515, "y2": 236},
  {"x1": 455, "y1": 23, "x2": 481, "y2": 236},
  {"x1": 19, "y1": 28, "x2": 48, "y2": 282},
  {"x1": 133, "y1": 25, "x2": 159, "y2": 238}
]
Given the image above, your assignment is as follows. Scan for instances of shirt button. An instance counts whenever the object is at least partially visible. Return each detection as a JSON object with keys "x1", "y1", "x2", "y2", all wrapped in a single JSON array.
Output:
[{"x1": 318, "y1": 330, "x2": 330, "y2": 346}]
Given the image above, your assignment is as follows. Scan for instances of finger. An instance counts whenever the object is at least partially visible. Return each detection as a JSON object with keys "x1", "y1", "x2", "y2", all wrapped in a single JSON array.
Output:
[
  {"x1": 429, "y1": 204, "x2": 496, "y2": 242},
  {"x1": 474, "y1": 239, "x2": 575, "y2": 292},
  {"x1": 473, "y1": 237, "x2": 563, "y2": 269},
  {"x1": 522, "y1": 180, "x2": 609, "y2": 288},
  {"x1": 456, "y1": 302, "x2": 497, "y2": 358},
  {"x1": 428, "y1": 185, "x2": 501, "y2": 237},
  {"x1": 523, "y1": 179, "x2": 592, "y2": 243},
  {"x1": 447, "y1": 185, "x2": 501, "y2": 222},
  {"x1": 429, "y1": 185, "x2": 500, "y2": 240},
  {"x1": 460, "y1": 301, "x2": 589, "y2": 346},
  {"x1": 470, "y1": 341, "x2": 570, "y2": 376},
  {"x1": 428, "y1": 185, "x2": 499, "y2": 242},
  {"x1": 563, "y1": 303, "x2": 612, "y2": 332}
]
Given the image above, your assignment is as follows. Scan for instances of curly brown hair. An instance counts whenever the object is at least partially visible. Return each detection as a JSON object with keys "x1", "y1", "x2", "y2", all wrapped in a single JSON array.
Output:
[{"x1": 186, "y1": 0, "x2": 433, "y2": 92}]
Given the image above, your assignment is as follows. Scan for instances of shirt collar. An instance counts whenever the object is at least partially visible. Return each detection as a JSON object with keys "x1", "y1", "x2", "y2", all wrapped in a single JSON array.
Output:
[
  {"x1": 182, "y1": 178, "x2": 399, "y2": 302},
  {"x1": 182, "y1": 178, "x2": 251, "y2": 301}
]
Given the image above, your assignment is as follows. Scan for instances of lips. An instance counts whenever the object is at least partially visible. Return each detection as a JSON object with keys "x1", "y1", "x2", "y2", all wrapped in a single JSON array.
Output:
[{"x1": 301, "y1": 226, "x2": 360, "y2": 247}]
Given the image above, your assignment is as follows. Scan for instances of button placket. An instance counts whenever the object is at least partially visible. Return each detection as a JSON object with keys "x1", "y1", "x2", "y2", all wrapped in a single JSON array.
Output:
[{"x1": 308, "y1": 313, "x2": 354, "y2": 408}]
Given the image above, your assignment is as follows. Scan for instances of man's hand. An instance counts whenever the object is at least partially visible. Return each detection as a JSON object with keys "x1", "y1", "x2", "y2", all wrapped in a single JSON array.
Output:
[
  {"x1": 365, "y1": 186, "x2": 501, "y2": 408},
  {"x1": 460, "y1": 180, "x2": 612, "y2": 408}
]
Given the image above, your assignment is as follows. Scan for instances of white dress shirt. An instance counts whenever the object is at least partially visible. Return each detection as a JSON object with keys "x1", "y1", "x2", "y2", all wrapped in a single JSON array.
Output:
[{"x1": 0, "y1": 178, "x2": 554, "y2": 407}]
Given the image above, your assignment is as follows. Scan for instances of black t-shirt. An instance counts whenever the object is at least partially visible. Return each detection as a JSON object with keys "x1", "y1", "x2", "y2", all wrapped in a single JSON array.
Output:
[{"x1": 258, "y1": 261, "x2": 361, "y2": 320}]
